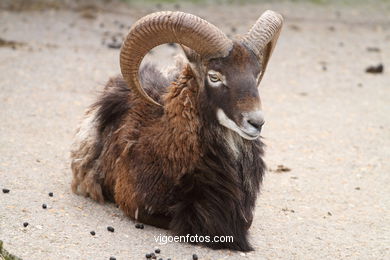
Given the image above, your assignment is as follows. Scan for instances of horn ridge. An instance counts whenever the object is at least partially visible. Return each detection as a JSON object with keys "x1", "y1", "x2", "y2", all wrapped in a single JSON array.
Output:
[{"x1": 120, "y1": 11, "x2": 233, "y2": 106}]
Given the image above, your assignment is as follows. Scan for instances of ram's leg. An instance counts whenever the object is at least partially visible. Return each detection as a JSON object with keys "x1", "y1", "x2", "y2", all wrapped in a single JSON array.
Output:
[
  {"x1": 114, "y1": 166, "x2": 172, "y2": 229},
  {"x1": 169, "y1": 174, "x2": 253, "y2": 251},
  {"x1": 114, "y1": 167, "x2": 139, "y2": 219},
  {"x1": 137, "y1": 208, "x2": 171, "y2": 229}
]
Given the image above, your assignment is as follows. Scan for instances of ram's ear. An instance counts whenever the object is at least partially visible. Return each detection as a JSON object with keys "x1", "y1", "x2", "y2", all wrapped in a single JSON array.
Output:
[
  {"x1": 180, "y1": 45, "x2": 201, "y2": 63},
  {"x1": 180, "y1": 44, "x2": 204, "y2": 84}
]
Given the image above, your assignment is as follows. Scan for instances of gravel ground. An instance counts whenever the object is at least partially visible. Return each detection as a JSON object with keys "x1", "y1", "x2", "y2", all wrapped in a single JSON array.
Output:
[{"x1": 0, "y1": 1, "x2": 389, "y2": 259}]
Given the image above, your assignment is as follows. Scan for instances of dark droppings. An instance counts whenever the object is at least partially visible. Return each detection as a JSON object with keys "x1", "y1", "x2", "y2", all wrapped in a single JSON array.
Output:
[
  {"x1": 136, "y1": 223, "x2": 144, "y2": 229},
  {"x1": 23, "y1": 222, "x2": 29, "y2": 227},
  {"x1": 2, "y1": 188, "x2": 10, "y2": 193},
  {"x1": 107, "y1": 226, "x2": 115, "y2": 232},
  {"x1": 48, "y1": 192, "x2": 53, "y2": 197},
  {"x1": 145, "y1": 253, "x2": 151, "y2": 258},
  {"x1": 42, "y1": 204, "x2": 47, "y2": 209},
  {"x1": 365, "y1": 63, "x2": 384, "y2": 74},
  {"x1": 109, "y1": 257, "x2": 116, "y2": 260},
  {"x1": 154, "y1": 248, "x2": 160, "y2": 254},
  {"x1": 90, "y1": 231, "x2": 96, "y2": 236},
  {"x1": 193, "y1": 254, "x2": 199, "y2": 260}
]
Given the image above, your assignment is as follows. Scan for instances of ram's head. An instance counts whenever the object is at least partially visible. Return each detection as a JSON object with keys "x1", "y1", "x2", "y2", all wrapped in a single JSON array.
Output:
[{"x1": 120, "y1": 11, "x2": 283, "y2": 140}]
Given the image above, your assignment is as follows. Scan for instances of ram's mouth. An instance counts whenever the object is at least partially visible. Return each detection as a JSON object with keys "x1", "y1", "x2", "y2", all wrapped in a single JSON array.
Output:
[
  {"x1": 239, "y1": 127, "x2": 261, "y2": 140},
  {"x1": 239, "y1": 118, "x2": 262, "y2": 139},
  {"x1": 216, "y1": 109, "x2": 261, "y2": 141}
]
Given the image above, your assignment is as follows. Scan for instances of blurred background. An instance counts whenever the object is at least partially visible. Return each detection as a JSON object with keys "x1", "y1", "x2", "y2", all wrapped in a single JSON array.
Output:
[{"x1": 0, "y1": 0, "x2": 389, "y2": 259}]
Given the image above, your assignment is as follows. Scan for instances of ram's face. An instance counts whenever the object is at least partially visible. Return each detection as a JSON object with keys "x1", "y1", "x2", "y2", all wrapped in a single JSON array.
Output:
[{"x1": 204, "y1": 43, "x2": 264, "y2": 140}]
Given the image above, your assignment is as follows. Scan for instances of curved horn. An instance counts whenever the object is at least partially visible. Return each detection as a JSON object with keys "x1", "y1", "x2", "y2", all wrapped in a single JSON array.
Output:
[
  {"x1": 120, "y1": 11, "x2": 233, "y2": 106},
  {"x1": 242, "y1": 10, "x2": 283, "y2": 80}
]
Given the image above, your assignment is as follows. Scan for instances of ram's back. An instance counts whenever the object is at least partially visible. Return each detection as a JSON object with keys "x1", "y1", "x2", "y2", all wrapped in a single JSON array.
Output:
[{"x1": 70, "y1": 62, "x2": 177, "y2": 202}]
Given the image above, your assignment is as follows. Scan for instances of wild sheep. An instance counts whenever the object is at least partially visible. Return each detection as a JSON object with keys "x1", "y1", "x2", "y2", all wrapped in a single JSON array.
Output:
[{"x1": 71, "y1": 11, "x2": 283, "y2": 251}]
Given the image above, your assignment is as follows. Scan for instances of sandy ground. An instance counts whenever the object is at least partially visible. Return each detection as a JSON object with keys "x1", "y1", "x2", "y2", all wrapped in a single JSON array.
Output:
[{"x1": 1, "y1": 1, "x2": 389, "y2": 259}]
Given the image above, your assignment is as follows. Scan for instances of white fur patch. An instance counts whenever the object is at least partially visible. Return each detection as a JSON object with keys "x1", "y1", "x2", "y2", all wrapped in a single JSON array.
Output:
[
  {"x1": 73, "y1": 108, "x2": 98, "y2": 145},
  {"x1": 224, "y1": 130, "x2": 240, "y2": 158},
  {"x1": 216, "y1": 109, "x2": 258, "y2": 140}
]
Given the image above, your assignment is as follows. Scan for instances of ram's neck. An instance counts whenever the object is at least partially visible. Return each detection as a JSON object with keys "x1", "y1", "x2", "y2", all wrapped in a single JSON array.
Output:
[{"x1": 153, "y1": 65, "x2": 202, "y2": 178}]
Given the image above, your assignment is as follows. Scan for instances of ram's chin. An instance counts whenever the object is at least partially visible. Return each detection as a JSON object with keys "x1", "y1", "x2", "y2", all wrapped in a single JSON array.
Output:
[{"x1": 216, "y1": 109, "x2": 260, "y2": 141}]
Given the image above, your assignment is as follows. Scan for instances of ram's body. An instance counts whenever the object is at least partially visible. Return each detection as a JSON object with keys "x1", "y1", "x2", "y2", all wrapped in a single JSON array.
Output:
[
  {"x1": 70, "y1": 11, "x2": 282, "y2": 251},
  {"x1": 71, "y1": 59, "x2": 264, "y2": 251}
]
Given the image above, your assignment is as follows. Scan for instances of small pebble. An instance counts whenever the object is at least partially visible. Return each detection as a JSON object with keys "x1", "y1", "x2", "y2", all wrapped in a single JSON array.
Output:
[
  {"x1": 355, "y1": 187, "x2": 361, "y2": 190},
  {"x1": 107, "y1": 42, "x2": 122, "y2": 49},
  {"x1": 2, "y1": 188, "x2": 10, "y2": 193},
  {"x1": 42, "y1": 204, "x2": 47, "y2": 209},
  {"x1": 366, "y1": 47, "x2": 380, "y2": 52},
  {"x1": 155, "y1": 248, "x2": 160, "y2": 254},
  {"x1": 109, "y1": 257, "x2": 116, "y2": 260},
  {"x1": 327, "y1": 212, "x2": 332, "y2": 216},
  {"x1": 107, "y1": 226, "x2": 115, "y2": 232},
  {"x1": 23, "y1": 222, "x2": 29, "y2": 227},
  {"x1": 158, "y1": 258, "x2": 163, "y2": 260},
  {"x1": 145, "y1": 253, "x2": 152, "y2": 259},
  {"x1": 274, "y1": 165, "x2": 291, "y2": 173},
  {"x1": 193, "y1": 254, "x2": 198, "y2": 260},
  {"x1": 48, "y1": 192, "x2": 53, "y2": 197},
  {"x1": 90, "y1": 231, "x2": 96, "y2": 236}
]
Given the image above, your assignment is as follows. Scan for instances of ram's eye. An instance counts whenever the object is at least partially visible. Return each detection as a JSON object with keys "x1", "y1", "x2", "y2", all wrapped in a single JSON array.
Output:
[{"x1": 208, "y1": 73, "x2": 220, "y2": 83}]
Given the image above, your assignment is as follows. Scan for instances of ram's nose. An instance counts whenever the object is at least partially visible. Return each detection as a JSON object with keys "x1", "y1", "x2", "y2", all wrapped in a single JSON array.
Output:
[{"x1": 242, "y1": 111, "x2": 265, "y2": 136}]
